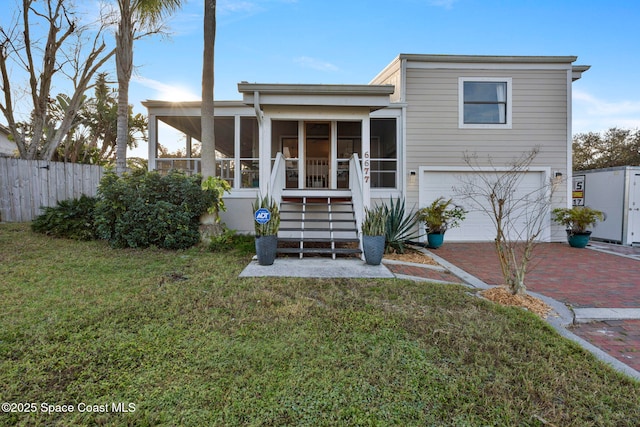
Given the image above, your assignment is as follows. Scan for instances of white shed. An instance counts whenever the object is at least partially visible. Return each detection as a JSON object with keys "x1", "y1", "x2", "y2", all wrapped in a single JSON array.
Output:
[{"x1": 573, "y1": 166, "x2": 640, "y2": 245}]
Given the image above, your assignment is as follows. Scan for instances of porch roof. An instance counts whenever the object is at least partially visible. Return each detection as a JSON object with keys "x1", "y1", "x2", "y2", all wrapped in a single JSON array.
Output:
[{"x1": 237, "y1": 83, "x2": 394, "y2": 111}]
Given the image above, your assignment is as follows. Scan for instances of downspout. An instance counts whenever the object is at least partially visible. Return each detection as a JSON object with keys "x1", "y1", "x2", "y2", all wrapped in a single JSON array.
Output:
[{"x1": 253, "y1": 91, "x2": 264, "y2": 126}]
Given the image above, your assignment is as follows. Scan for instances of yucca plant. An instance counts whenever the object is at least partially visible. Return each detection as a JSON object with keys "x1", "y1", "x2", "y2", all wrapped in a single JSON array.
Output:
[
  {"x1": 252, "y1": 194, "x2": 280, "y2": 236},
  {"x1": 361, "y1": 205, "x2": 386, "y2": 236},
  {"x1": 382, "y1": 197, "x2": 420, "y2": 254}
]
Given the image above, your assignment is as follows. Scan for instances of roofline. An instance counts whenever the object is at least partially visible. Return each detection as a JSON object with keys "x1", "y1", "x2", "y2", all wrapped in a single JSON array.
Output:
[
  {"x1": 237, "y1": 83, "x2": 395, "y2": 96},
  {"x1": 141, "y1": 100, "x2": 245, "y2": 109},
  {"x1": 0, "y1": 123, "x2": 10, "y2": 135},
  {"x1": 398, "y1": 53, "x2": 579, "y2": 64}
]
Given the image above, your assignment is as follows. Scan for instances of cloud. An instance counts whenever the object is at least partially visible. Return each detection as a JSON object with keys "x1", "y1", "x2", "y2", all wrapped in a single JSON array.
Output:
[
  {"x1": 428, "y1": 0, "x2": 458, "y2": 9},
  {"x1": 294, "y1": 56, "x2": 339, "y2": 72},
  {"x1": 573, "y1": 89, "x2": 640, "y2": 134},
  {"x1": 218, "y1": 0, "x2": 264, "y2": 15},
  {"x1": 134, "y1": 76, "x2": 200, "y2": 101},
  {"x1": 218, "y1": 0, "x2": 297, "y2": 15}
]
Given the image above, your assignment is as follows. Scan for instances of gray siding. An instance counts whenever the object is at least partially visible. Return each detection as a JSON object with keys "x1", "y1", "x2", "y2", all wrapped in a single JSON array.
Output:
[
  {"x1": 370, "y1": 59, "x2": 403, "y2": 103},
  {"x1": 402, "y1": 66, "x2": 571, "y2": 241}
]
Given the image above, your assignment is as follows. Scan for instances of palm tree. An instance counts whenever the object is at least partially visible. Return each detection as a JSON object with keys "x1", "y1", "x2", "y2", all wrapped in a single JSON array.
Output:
[
  {"x1": 114, "y1": 0, "x2": 183, "y2": 175},
  {"x1": 200, "y1": 0, "x2": 216, "y2": 179}
]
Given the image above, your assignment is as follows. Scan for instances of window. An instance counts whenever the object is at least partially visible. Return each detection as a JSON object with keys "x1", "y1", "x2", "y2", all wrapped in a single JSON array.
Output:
[
  {"x1": 459, "y1": 78, "x2": 512, "y2": 129},
  {"x1": 239, "y1": 117, "x2": 259, "y2": 188},
  {"x1": 370, "y1": 118, "x2": 397, "y2": 188}
]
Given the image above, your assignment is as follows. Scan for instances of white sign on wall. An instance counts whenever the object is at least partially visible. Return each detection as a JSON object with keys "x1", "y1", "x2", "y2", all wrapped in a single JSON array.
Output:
[{"x1": 572, "y1": 175, "x2": 585, "y2": 206}]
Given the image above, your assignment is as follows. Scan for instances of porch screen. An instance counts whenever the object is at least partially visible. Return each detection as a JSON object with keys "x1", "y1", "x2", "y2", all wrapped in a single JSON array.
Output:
[
  {"x1": 240, "y1": 117, "x2": 259, "y2": 188},
  {"x1": 370, "y1": 118, "x2": 397, "y2": 188}
]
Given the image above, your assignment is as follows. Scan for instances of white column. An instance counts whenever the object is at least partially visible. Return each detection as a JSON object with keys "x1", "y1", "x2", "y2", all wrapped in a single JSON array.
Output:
[
  {"x1": 330, "y1": 120, "x2": 337, "y2": 189},
  {"x1": 361, "y1": 117, "x2": 371, "y2": 208},
  {"x1": 298, "y1": 121, "x2": 305, "y2": 188},
  {"x1": 260, "y1": 117, "x2": 271, "y2": 194},
  {"x1": 147, "y1": 114, "x2": 157, "y2": 171},
  {"x1": 234, "y1": 115, "x2": 240, "y2": 190}
]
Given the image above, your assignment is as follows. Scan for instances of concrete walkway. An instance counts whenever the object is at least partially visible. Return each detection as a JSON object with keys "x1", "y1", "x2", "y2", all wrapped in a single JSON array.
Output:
[{"x1": 239, "y1": 257, "x2": 395, "y2": 279}]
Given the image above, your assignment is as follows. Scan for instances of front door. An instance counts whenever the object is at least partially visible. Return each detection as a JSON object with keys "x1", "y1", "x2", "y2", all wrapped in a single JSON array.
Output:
[{"x1": 305, "y1": 122, "x2": 330, "y2": 188}]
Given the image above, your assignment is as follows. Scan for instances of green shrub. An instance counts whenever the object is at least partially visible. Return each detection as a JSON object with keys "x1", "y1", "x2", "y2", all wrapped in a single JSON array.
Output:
[
  {"x1": 209, "y1": 228, "x2": 255, "y2": 255},
  {"x1": 94, "y1": 170, "x2": 216, "y2": 249},
  {"x1": 31, "y1": 195, "x2": 98, "y2": 240}
]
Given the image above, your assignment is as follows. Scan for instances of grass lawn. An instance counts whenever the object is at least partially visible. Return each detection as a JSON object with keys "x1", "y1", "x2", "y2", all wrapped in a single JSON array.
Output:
[{"x1": 1, "y1": 223, "x2": 639, "y2": 426}]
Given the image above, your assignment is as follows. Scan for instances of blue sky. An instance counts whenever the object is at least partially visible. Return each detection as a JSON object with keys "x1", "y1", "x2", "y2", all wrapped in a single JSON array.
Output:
[
  {"x1": 129, "y1": 0, "x2": 640, "y2": 138},
  {"x1": 3, "y1": 0, "x2": 640, "y2": 156}
]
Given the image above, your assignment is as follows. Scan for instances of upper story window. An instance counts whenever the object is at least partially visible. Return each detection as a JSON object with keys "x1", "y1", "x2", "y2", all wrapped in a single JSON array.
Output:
[{"x1": 459, "y1": 77, "x2": 512, "y2": 129}]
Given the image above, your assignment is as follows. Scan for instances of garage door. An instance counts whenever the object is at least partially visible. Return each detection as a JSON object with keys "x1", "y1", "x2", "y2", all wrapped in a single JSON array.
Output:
[{"x1": 420, "y1": 169, "x2": 550, "y2": 242}]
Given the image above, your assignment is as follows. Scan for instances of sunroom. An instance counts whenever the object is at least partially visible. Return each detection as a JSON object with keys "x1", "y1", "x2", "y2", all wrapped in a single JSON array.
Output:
[{"x1": 143, "y1": 83, "x2": 401, "y2": 241}]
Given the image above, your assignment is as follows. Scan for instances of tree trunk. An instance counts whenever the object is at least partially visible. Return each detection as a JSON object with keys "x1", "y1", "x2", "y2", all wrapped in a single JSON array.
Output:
[
  {"x1": 200, "y1": 0, "x2": 216, "y2": 179},
  {"x1": 115, "y1": 0, "x2": 133, "y2": 175}
]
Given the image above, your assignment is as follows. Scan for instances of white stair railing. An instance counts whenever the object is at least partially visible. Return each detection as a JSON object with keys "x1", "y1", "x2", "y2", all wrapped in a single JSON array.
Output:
[
  {"x1": 269, "y1": 152, "x2": 286, "y2": 205},
  {"x1": 349, "y1": 154, "x2": 364, "y2": 258}
]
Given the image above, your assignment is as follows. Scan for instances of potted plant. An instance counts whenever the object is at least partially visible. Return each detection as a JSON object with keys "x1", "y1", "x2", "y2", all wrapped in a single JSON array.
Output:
[
  {"x1": 417, "y1": 197, "x2": 467, "y2": 249},
  {"x1": 552, "y1": 206, "x2": 604, "y2": 248},
  {"x1": 252, "y1": 194, "x2": 280, "y2": 265},
  {"x1": 361, "y1": 205, "x2": 387, "y2": 265}
]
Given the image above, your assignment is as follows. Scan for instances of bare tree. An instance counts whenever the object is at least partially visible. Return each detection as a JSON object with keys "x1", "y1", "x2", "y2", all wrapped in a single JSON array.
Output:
[
  {"x1": 0, "y1": 0, "x2": 115, "y2": 160},
  {"x1": 200, "y1": 0, "x2": 216, "y2": 179},
  {"x1": 454, "y1": 147, "x2": 558, "y2": 296}
]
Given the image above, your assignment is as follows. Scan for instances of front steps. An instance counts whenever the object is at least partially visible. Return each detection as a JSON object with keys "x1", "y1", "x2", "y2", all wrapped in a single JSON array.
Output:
[{"x1": 278, "y1": 191, "x2": 361, "y2": 259}]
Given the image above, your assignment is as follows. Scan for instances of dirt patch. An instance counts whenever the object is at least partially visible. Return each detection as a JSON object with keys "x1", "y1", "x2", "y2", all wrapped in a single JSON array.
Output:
[
  {"x1": 480, "y1": 286, "x2": 552, "y2": 319},
  {"x1": 383, "y1": 248, "x2": 440, "y2": 266}
]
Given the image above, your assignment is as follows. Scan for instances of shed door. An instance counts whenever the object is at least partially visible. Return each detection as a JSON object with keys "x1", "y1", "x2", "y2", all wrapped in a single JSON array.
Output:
[{"x1": 421, "y1": 170, "x2": 549, "y2": 242}]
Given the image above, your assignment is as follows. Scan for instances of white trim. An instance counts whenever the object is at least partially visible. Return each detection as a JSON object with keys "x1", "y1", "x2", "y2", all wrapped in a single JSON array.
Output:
[
  {"x1": 566, "y1": 69, "x2": 573, "y2": 208},
  {"x1": 407, "y1": 61, "x2": 573, "y2": 71},
  {"x1": 419, "y1": 165, "x2": 550, "y2": 173},
  {"x1": 458, "y1": 77, "x2": 512, "y2": 130}
]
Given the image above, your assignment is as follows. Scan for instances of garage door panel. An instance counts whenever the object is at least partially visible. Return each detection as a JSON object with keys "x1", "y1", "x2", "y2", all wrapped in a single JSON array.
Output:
[{"x1": 421, "y1": 170, "x2": 549, "y2": 242}]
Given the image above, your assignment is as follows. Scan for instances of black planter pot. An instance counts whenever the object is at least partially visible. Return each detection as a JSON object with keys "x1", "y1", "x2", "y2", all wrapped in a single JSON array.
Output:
[
  {"x1": 363, "y1": 235, "x2": 385, "y2": 265},
  {"x1": 255, "y1": 235, "x2": 278, "y2": 265}
]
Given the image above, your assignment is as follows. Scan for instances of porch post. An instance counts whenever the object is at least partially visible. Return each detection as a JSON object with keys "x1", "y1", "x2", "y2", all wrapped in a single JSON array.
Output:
[
  {"x1": 260, "y1": 117, "x2": 272, "y2": 194},
  {"x1": 361, "y1": 117, "x2": 371, "y2": 208},
  {"x1": 147, "y1": 114, "x2": 157, "y2": 171},
  {"x1": 330, "y1": 120, "x2": 338, "y2": 189}
]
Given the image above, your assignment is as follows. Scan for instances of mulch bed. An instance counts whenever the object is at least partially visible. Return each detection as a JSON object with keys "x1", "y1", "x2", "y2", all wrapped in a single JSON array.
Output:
[{"x1": 480, "y1": 286, "x2": 552, "y2": 318}]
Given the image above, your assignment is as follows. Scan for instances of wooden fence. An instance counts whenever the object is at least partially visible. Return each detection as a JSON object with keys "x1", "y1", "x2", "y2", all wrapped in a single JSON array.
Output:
[{"x1": 0, "y1": 158, "x2": 104, "y2": 222}]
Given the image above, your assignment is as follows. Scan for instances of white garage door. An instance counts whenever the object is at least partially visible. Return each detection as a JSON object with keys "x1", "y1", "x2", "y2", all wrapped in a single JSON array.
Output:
[{"x1": 420, "y1": 169, "x2": 550, "y2": 242}]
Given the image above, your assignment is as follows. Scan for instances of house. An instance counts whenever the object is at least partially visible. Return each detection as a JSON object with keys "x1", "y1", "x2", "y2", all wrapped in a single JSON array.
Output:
[
  {"x1": 143, "y1": 53, "x2": 589, "y2": 256},
  {"x1": 0, "y1": 123, "x2": 17, "y2": 157}
]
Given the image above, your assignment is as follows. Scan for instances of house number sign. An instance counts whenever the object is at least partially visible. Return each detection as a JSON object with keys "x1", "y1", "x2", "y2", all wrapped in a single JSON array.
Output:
[
  {"x1": 255, "y1": 208, "x2": 271, "y2": 224},
  {"x1": 363, "y1": 151, "x2": 370, "y2": 183}
]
